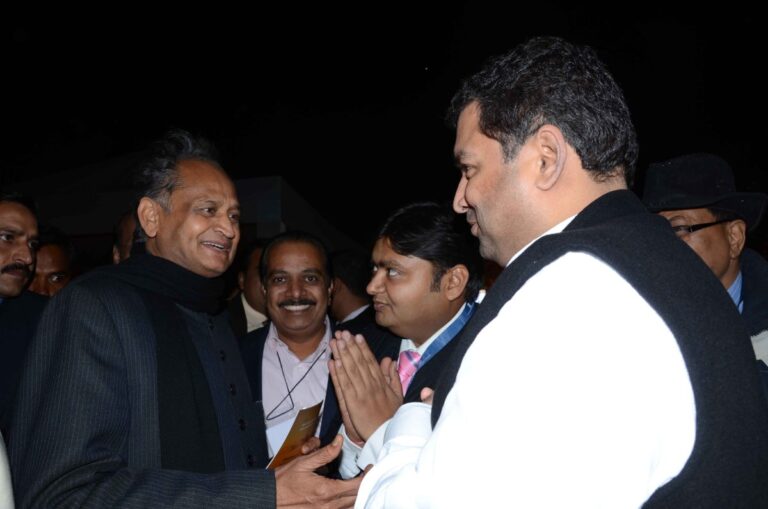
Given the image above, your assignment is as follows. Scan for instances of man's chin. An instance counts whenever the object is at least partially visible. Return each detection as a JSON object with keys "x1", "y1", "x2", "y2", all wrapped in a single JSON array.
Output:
[
  {"x1": 0, "y1": 279, "x2": 27, "y2": 298},
  {"x1": 190, "y1": 263, "x2": 229, "y2": 278},
  {"x1": 373, "y1": 311, "x2": 393, "y2": 329},
  {"x1": 201, "y1": 256, "x2": 235, "y2": 277},
  {"x1": 478, "y1": 240, "x2": 499, "y2": 264}
]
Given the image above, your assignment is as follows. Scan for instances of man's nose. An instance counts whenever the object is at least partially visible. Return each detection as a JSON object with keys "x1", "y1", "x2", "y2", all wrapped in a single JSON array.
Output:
[
  {"x1": 215, "y1": 213, "x2": 237, "y2": 239},
  {"x1": 29, "y1": 273, "x2": 51, "y2": 297},
  {"x1": 14, "y1": 241, "x2": 34, "y2": 266},
  {"x1": 453, "y1": 176, "x2": 469, "y2": 214},
  {"x1": 288, "y1": 278, "x2": 305, "y2": 297},
  {"x1": 366, "y1": 270, "x2": 384, "y2": 296}
]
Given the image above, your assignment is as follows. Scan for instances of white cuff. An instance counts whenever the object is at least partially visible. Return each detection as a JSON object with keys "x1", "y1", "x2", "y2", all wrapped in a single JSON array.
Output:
[
  {"x1": 357, "y1": 418, "x2": 389, "y2": 472},
  {"x1": 339, "y1": 424, "x2": 365, "y2": 479}
]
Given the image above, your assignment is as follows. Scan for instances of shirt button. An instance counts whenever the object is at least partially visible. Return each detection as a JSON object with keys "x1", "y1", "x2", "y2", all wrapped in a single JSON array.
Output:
[
  {"x1": 229, "y1": 383, "x2": 237, "y2": 395},
  {"x1": 219, "y1": 350, "x2": 226, "y2": 361},
  {"x1": 238, "y1": 418, "x2": 247, "y2": 430}
]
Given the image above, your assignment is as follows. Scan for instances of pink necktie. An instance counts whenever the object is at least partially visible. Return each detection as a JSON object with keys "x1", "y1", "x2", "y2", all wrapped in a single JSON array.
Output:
[{"x1": 397, "y1": 350, "x2": 422, "y2": 394}]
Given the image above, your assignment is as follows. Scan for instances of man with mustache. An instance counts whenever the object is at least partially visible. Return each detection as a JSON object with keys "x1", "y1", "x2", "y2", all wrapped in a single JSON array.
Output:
[
  {"x1": 8, "y1": 132, "x2": 360, "y2": 508},
  {"x1": 0, "y1": 193, "x2": 46, "y2": 439},
  {"x1": 240, "y1": 231, "x2": 342, "y2": 467}
]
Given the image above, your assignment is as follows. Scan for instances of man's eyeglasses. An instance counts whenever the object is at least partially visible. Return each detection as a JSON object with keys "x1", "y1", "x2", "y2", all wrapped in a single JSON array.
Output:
[{"x1": 670, "y1": 218, "x2": 734, "y2": 237}]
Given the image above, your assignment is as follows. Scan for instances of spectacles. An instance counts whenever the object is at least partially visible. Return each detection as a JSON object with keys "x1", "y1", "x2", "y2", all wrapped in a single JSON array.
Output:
[{"x1": 670, "y1": 218, "x2": 734, "y2": 237}]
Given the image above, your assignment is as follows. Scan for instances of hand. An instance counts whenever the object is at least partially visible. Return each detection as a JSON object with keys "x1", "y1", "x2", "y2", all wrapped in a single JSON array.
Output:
[
  {"x1": 329, "y1": 331, "x2": 403, "y2": 441},
  {"x1": 420, "y1": 387, "x2": 434, "y2": 405},
  {"x1": 329, "y1": 363, "x2": 365, "y2": 446},
  {"x1": 300, "y1": 436, "x2": 321, "y2": 455},
  {"x1": 276, "y1": 436, "x2": 362, "y2": 508},
  {"x1": 328, "y1": 335, "x2": 364, "y2": 446}
]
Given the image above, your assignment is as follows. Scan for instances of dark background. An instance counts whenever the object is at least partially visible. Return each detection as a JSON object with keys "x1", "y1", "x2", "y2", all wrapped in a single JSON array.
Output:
[{"x1": 4, "y1": 5, "x2": 767, "y2": 252}]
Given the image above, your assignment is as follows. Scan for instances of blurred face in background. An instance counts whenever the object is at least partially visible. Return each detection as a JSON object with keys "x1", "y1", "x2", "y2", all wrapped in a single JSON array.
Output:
[
  {"x1": 0, "y1": 201, "x2": 38, "y2": 298},
  {"x1": 29, "y1": 243, "x2": 72, "y2": 297}
]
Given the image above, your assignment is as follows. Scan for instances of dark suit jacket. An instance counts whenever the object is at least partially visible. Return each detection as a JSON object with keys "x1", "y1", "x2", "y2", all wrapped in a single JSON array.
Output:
[
  {"x1": 402, "y1": 331, "x2": 463, "y2": 403},
  {"x1": 740, "y1": 248, "x2": 768, "y2": 400},
  {"x1": 0, "y1": 290, "x2": 47, "y2": 438},
  {"x1": 240, "y1": 312, "x2": 405, "y2": 467},
  {"x1": 335, "y1": 306, "x2": 400, "y2": 363},
  {"x1": 741, "y1": 248, "x2": 768, "y2": 339},
  {"x1": 227, "y1": 293, "x2": 248, "y2": 339},
  {"x1": 240, "y1": 323, "x2": 340, "y2": 467},
  {"x1": 8, "y1": 267, "x2": 276, "y2": 508}
]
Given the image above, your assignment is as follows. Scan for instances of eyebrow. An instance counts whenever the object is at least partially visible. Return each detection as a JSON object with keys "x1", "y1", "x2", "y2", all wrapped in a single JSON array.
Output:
[
  {"x1": 373, "y1": 258, "x2": 405, "y2": 270},
  {"x1": 0, "y1": 227, "x2": 35, "y2": 237},
  {"x1": 454, "y1": 148, "x2": 474, "y2": 163},
  {"x1": 268, "y1": 268, "x2": 324, "y2": 276},
  {"x1": 191, "y1": 196, "x2": 240, "y2": 208}
]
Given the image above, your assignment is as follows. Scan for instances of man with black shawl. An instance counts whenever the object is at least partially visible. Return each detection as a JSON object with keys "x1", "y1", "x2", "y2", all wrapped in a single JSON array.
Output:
[{"x1": 8, "y1": 129, "x2": 359, "y2": 509}]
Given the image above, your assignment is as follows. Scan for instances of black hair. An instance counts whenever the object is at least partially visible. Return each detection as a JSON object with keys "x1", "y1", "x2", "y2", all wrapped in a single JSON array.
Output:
[
  {"x1": 0, "y1": 191, "x2": 38, "y2": 219},
  {"x1": 238, "y1": 238, "x2": 268, "y2": 273},
  {"x1": 708, "y1": 207, "x2": 743, "y2": 223},
  {"x1": 259, "y1": 231, "x2": 332, "y2": 288},
  {"x1": 378, "y1": 202, "x2": 483, "y2": 303},
  {"x1": 133, "y1": 128, "x2": 222, "y2": 240},
  {"x1": 330, "y1": 249, "x2": 372, "y2": 300},
  {"x1": 447, "y1": 36, "x2": 638, "y2": 184},
  {"x1": 36, "y1": 225, "x2": 75, "y2": 263},
  {"x1": 134, "y1": 128, "x2": 222, "y2": 210}
]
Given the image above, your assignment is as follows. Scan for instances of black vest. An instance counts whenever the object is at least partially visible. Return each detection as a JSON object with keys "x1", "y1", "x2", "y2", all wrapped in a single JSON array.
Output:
[{"x1": 432, "y1": 190, "x2": 768, "y2": 507}]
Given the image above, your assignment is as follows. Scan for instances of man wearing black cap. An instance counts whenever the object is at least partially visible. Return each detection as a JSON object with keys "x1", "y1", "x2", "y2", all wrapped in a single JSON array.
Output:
[{"x1": 643, "y1": 152, "x2": 768, "y2": 394}]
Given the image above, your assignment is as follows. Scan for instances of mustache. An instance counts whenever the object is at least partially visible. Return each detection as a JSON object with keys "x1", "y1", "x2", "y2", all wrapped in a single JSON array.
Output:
[
  {"x1": 0, "y1": 262, "x2": 31, "y2": 277},
  {"x1": 278, "y1": 298, "x2": 316, "y2": 308}
]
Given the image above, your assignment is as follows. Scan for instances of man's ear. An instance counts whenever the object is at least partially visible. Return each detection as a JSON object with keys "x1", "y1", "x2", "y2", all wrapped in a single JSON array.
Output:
[
  {"x1": 137, "y1": 197, "x2": 161, "y2": 239},
  {"x1": 532, "y1": 124, "x2": 568, "y2": 191},
  {"x1": 443, "y1": 264, "x2": 470, "y2": 302},
  {"x1": 727, "y1": 219, "x2": 747, "y2": 259},
  {"x1": 331, "y1": 277, "x2": 343, "y2": 298}
]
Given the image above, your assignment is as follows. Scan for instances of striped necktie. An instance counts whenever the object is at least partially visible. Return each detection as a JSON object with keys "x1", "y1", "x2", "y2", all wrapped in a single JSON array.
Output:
[{"x1": 397, "y1": 350, "x2": 422, "y2": 394}]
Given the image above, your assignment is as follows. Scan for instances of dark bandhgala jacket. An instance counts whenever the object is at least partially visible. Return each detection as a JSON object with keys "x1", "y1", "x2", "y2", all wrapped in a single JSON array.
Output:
[
  {"x1": 432, "y1": 190, "x2": 768, "y2": 508},
  {"x1": 0, "y1": 290, "x2": 47, "y2": 438},
  {"x1": 8, "y1": 261, "x2": 276, "y2": 509}
]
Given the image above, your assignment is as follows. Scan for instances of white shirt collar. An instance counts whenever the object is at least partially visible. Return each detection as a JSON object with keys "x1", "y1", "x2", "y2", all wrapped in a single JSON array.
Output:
[
  {"x1": 505, "y1": 215, "x2": 577, "y2": 267},
  {"x1": 241, "y1": 293, "x2": 268, "y2": 332},
  {"x1": 400, "y1": 302, "x2": 469, "y2": 356},
  {"x1": 340, "y1": 304, "x2": 370, "y2": 324},
  {"x1": 266, "y1": 317, "x2": 332, "y2": 360}
]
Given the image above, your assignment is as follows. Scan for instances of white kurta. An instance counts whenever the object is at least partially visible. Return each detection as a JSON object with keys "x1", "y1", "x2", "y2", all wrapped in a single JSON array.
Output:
[{"x1": 356, "y1": 251, "x2": 696, "y2": 509}]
